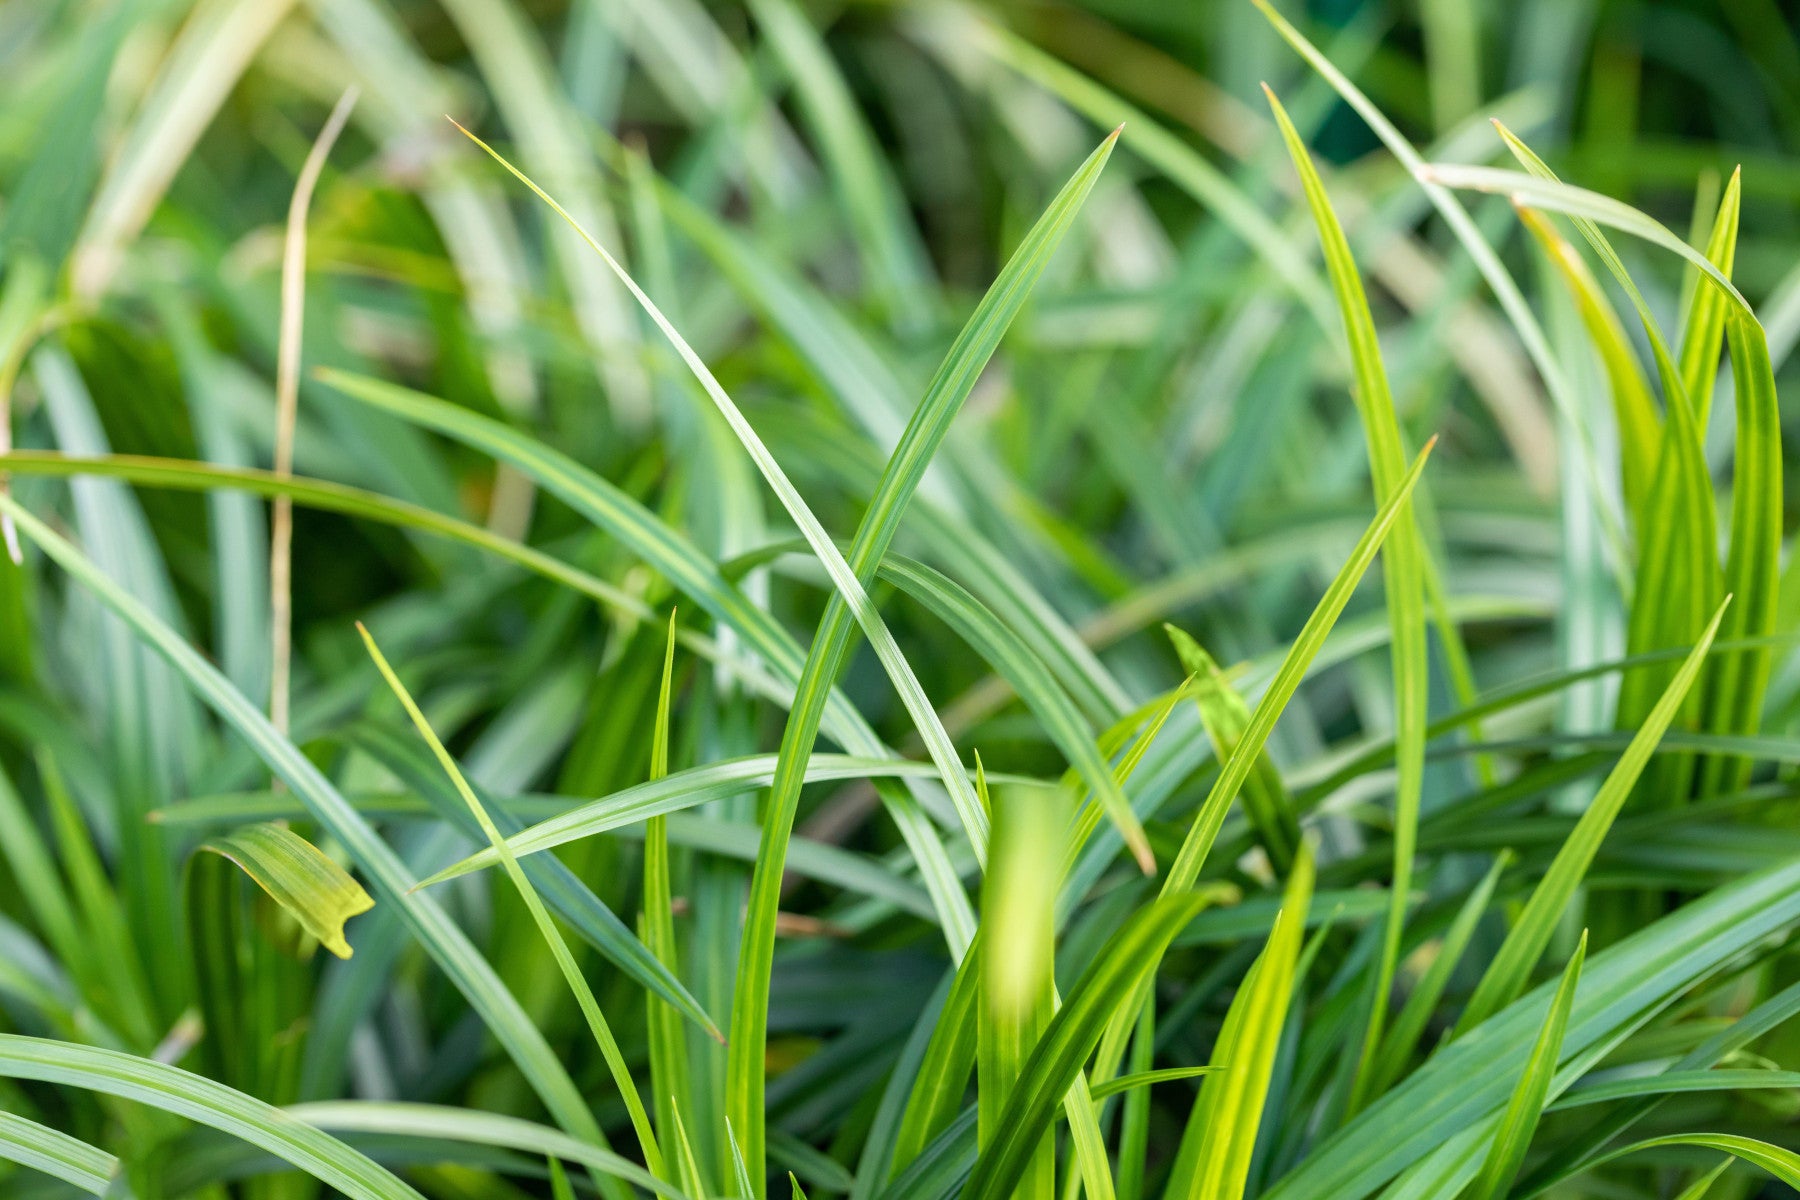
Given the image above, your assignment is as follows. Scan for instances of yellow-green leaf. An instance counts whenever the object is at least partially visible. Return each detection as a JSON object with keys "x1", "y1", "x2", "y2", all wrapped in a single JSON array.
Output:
[{"x1": 198, "y1": 823, "x2": 373, "y2": 959}]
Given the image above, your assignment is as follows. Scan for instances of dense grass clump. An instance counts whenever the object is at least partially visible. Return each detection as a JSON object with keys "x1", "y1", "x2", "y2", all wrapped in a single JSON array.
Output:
[{"x1": 3, "y1": 0, "x2": 1800, "y2": 1197}]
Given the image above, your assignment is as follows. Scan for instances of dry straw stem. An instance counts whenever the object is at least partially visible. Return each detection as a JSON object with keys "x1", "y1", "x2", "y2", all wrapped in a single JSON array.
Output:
[{"x1": 270, "y1": 86, "x2": 357, "y2": 738}]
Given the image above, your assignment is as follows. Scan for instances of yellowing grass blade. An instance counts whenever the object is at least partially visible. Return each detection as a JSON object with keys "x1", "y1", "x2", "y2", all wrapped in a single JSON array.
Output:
[
  {"x1": 197, "y1": 822, "x2": 373, "y2": 960},
  {"x1": 1513, "y1": 207, "x2": 1660, "y2": 522}
]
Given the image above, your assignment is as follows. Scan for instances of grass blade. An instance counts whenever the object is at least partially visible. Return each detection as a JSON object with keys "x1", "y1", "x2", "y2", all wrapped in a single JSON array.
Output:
[
  {"x1": 961, "y1": 890, "x2": 1215, "y2": 1200},
  {"x1": 644, "y1": 611, "x2": 702, "y2": 1191},
  {"x1": 1162, "y1": 439, "x2": 1435, "y2": 897},
  {"x1": 977, "y1": 785, "x2": 1062, "y2": 1200},
  {"x1": 288, "y1": 1101, "x2": 686, "y2": 1197},
  {"x1": 1455, "y1": 596, "x2": 1727, "y2": 1036},
  {"x1": 1676, "y1": 168, "x2": 1742, "y2": 424},
  {"x1": 1263, "y1": 85, "x2": 1436, "y2": 1113},
  {"x1": 0, "y1": 1035, "x2": 425, "y2": 1200},
  {"x1": 1366, "y1": 850, "x2": 1511, "y2": 1096},
  {"x1": 0, "y1": 1111, "x2": 115, "y2": 1195},
  {"x1": 1164, "y1": 844, "x2": 1315, "y2": 1200},
  {"x1": 270, "y1": 86, "x2": 357, "y2": 739},
  {"x1": 1513, "y1": 207, "x2": 1659, "y2": 521},
  {"x1": 1581, "y1": 1135, "x2": 1800, "y2": 1191},
  {"x1": 358, "y1": 623, "x2": 664, "y2": 1176},
  {"x1": 1463, "y1": 932, "x2": 1585, "y2": 1200},
  {"x1": 1165, "y1": 626, "x2": 1298, "y2": 873},
  {"x1": 196, "y1": 822, "x2": 373, "y2": 960},
  {"x1": 1087, "y1": 1067, "x2": 1215, "y2": 1101},
  {"x1": 711, "y1": 124, "x2": 1123, "y2": 1192}
]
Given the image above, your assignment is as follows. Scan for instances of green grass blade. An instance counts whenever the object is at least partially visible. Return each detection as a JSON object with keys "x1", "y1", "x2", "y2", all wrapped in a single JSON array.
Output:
[
  {"x1": 1677, "y1": 168, "x2": 1742, "y2": 424},
  {"x1": 416, "y1": 755, "x2": 990, "y2": 887},
  {"x1": 1165, "y1": 626, "x2": 1298, "y2": 873},
  {"x1": 287, "y1": 1101, "x2": 686, "y2": 1198},
  {"x1": 1672, "y1": 1157, "x2": 1736, "y2": 1200},
  {"x1": 1701, "y1": 317, "x2": 1783, "y2": 798},
  {"x1": 196, "y1": 822, "x2": 374, "y2": 960},
  {"x1": 961, "y1": 890, "x2": 1214, "y2": 1200},
  {"x1": 644, "y1": 611, "x2": 700, "y2": 1190},
  {"x1": 1164, "y1": 844, "x2": 1314, "y2": 1200},
  {"x1": 550, "y1": 1157, "x2": 576, "y2": 1200},
  {"x1": 1086, "y1": 1067, "x2": 1215, "y2": 1101},
  {"x1": 1454, "y1": 597, "x2": 1726, "y2": 1035},
  {"x1": 1547, "y1": 1070, "x2": 1800, "y2": 1110},
  {"x1": 892, "y1": 943, "x2": 981, "y2": 1174},
  {"x1": 1367, "y1": 850, "x2": 1511, "y2": 1097},
  {"x1": 1161, "y1": 439, "x2": 1435, "y2": 898},
  {"x1": 358, "y1": 623, "x2": 664, "y2": 1176},
  {"x1": 1581, "y1": 1135, "x2": 1800, "y2": 1191},
  {"x1": 714, "y1": 124, "x2": 1123, "y2": 1193},
  {"x1": 1463, "y1": 932, "x2": 1585, "y2": 1200},
  {"x1": 0, "y1": 1110, "x2": 115, "y2": 1195},
  {"x1": 1264, "y1": 85, "x2": 1432, "y2": 1114},
  {"x1": 0, "y1": 1035, "x2": 424, "y2": 1200},
  {"x1": 977, "y1": 786, "x2": 1061, "y2": 1200},
  {"x1": 1115, "y1": 995, "x2": 1155, "y2": 1200},
  {"x1": 452, "y1": 121, "x2": 997, "y2": 864}
]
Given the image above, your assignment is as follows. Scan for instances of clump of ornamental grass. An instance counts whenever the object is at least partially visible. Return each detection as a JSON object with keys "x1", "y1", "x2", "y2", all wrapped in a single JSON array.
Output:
[{"x1": 0, "y1": 1, "x2": 1798, "y2": 1199}]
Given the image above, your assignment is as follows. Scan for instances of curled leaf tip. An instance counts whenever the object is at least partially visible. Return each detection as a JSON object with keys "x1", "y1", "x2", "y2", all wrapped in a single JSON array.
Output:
[{"x1": 198, "y1": 823, "x2": 375, "y2": 960}]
